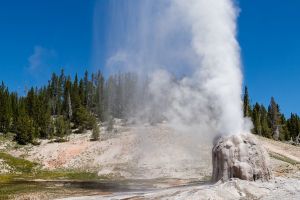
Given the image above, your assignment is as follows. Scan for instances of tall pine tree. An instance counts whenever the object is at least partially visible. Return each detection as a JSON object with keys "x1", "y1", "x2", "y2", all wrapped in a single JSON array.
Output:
[{"x1": 243, "y1": 86, "x2": 252, "y2": 118}]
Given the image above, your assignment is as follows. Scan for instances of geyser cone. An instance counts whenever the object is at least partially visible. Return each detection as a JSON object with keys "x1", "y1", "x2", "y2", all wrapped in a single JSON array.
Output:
[{"x1": 212, "y1": 133, "x2": 272, "y2": 182}]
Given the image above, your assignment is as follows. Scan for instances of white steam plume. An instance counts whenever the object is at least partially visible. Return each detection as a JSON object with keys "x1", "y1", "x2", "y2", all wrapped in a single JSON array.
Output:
[{"x1": 93, "y1": 0, "x2": 251, "y2": 137}]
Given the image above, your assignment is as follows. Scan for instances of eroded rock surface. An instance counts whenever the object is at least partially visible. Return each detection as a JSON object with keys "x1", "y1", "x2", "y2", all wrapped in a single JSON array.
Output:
[{"x1": 212, "y1": 133, "x2": 272, "y2": 182}]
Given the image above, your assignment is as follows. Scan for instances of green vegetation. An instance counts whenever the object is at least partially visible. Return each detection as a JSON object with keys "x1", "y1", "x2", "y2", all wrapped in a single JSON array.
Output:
[
  {"x1": 269, "y1": 152, "x2": 300, "y2": 165},
  {"x1": 0, "y1": 152, "x2": 102, "y2": 199},
  {"x1": 54, "y1": 116, "x2": 71, "y2": 138},
  {"x1": 243, "y1": 86, "x2": 300, "y2": 142},
  {"x1": 0, "y1": 152, "x2": 100, "y2": 181},
  {"x1": 35, "y1": 170, "x2": 99, "y2": 180},
  {"x1": 0, "y1": 181, "x2": 48, "y2": 200},
  {"x1": 0, "y1": 69, "x2": 299, "y2": 145},
  {"x1": 0, "y1": 171, "x2": 103, "y2": 199},
  {"x1": 0, "y1": 170, "x2": 100, "y2": 183},
  {"x1": 0, "y1": 170, "x2": 101, "y2": 200},
  {"x1": 91, "y1": 123, "x2": 100, "y2": 141},
  {"x1": 0, "y1": 152, "x2": 38, "y2": 174},
  {"x1": 0, "y1": 70, "x2": 139, "y2": 145}
]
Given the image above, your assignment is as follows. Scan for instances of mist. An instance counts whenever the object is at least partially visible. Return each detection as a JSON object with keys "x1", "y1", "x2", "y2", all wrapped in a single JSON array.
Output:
[{"x1": 93, "y1": 0, "x2": 251, "y2": 138}]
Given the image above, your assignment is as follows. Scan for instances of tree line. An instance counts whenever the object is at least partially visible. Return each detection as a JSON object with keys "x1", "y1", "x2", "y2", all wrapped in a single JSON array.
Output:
[
  {"x1": 0, "y1": 70, "x2": 141, "y2": 144},
  {"x1": 0, "y1": 70, "x2": 299, "y2": 145},
  {"x1": 243, "y1": 86, "x2": 300, "y2": 141}
]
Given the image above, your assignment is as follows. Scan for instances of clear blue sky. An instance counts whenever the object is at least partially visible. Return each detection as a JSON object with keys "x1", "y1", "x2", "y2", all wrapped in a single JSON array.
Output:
[
  {"x1": 238, "y1": 0, "x2": 300, "y2": 116},
  {"x1": 0, "y1": 0, "x2": 299, "y2": 116}
]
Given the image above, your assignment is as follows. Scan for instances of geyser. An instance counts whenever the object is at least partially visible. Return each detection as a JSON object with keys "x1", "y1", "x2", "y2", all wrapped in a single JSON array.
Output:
[
  {"x1": 94, "y1": 0, "x2": 251, "y2": 137},
  {"x1": 93, "y1": 0, "x2": 271, "y2": 181}
]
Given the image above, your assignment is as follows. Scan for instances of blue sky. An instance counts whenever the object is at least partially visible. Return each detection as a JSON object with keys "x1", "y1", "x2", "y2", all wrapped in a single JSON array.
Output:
[
  {"x1": 0, "y1": 0, "x2": 299, "y2": 116},
  {"x1": 238, "y1": 0, "x2": 300, "y2": 116}
]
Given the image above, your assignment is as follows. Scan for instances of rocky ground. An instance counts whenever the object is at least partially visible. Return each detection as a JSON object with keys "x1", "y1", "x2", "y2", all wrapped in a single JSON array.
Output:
[
  {"x1": 0, "y1": 158, "x2": 12, "y2": 173},
  {"x1": 1, "y1": 120, "x2": 300, "y2": 199},
  {"x1": 7, "y1": 120, "x2": 212, "y2": 180}
]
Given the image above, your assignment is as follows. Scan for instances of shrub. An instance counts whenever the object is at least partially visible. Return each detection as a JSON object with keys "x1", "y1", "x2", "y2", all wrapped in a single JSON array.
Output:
[
  {"x1": 73, "y1": 106, "x2": 96, "y2": 131},
  {"x1": 91, "y1": 122, "x2": 100, "y2": 141},
  {"x1": 55, "y1": 116, "x2": 71, "y2": 138},
  {"x1": 15, "y1": 115, "x2": 35, "y2": 145}
]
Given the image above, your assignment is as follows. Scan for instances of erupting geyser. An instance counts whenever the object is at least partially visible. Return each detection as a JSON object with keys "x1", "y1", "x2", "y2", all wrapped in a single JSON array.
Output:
[{"x1": 93, "y1": 0, "x2": 273, "y2": 181}]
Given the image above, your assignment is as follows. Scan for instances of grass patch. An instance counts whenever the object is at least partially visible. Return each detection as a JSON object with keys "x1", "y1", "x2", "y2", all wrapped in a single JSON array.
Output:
[
  {"x1": 0, "y1": 170, "x2": 100, "y2": 199},
  {"x1": 0, "y1": 181, "x2": 47, "y2": 200},
  {"x1": 0, "y1": 152, "x2": 105, "y2": 199},
  {"x1": 33, "y1": 170, "x2": 100, "y2": 180},
  {"x1": 0, "y1": 171, "x2": 101, "y2": 199},
  {"x1": 0, "y1": 152, "x2": 38, "y2": 174},
  {"x1": 0, "y1": 174, "x2": 15, "y2": 183},
  {"x1": 201, "y1": 175, "x2": 212, "y2": 182},
  {"x1": 270, "y1": 152, "x2": 300, "y2": 165},
  {"x1": 0, "y1": 151, "x2": 100, "y2": 180},
  {"x1": 0, "y1": 132, "x2": 15, "y2": 141}
]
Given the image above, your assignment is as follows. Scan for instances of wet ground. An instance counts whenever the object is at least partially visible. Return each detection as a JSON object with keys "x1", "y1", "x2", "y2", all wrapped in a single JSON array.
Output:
[{"x1": 1, "y1": 178, "x2": 206, "y2": 199}]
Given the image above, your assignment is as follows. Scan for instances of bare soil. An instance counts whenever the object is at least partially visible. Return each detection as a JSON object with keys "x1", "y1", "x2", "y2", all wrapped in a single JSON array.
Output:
[{"x1": 8, "y1": 122, "x2": 212, "y2": 180}]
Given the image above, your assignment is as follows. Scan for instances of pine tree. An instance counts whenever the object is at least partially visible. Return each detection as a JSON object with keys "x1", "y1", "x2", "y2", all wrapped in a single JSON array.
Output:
[
  {"x1": 36, "y1": 89, "x2": 51, "y2": 139},
  {"x1": 15, "y1": 101, "x2": 35, "y2": 145},
  {"x1": 268, "y1": 97, "x2": 281, "y2": 139},
  {"x1": 87, "y1": 75, "x2": 95, "y2": 112},
  {"x1": 71, "y1": 74, "x2": 81, "y2": 111},
  {"x1": 95, "y1": 71, "x2": 105, "y2": 121},
  {"x1": 49, "y1": 73, "x2": 59, "y2": 115},
  {"x1": 243, "y1": 86, "x2": 252, "y2": 118},
  {"x1": 72, "y1": 105, "x2": 96, "y2": 131},
  {"x1": 260, "y1": 105, "x2": 271, "y2": 138},
  {"x1": 63, "y1": 76, "x2": 73, "y2": 119},
  {"x1": 252, "y1": 103, "x2": 262, "y2": 135},
  {"x1": 79, "y1": 79, "x2": 85, "y2": 106},
  {"x1": 287, "y1": 113, "x2": 300, "y2": 140},
  {"x1": 83, "y1": 70, "x2": 89, "y2": 108},
  {"x1": 0, "y1": 82, "x2": 12, "y2": 133},
  {"x1": 26, "y1": 87, "x2": 36, "y2": 117},
  {"x1": 10, "y1": 92, "x2": 19, "y2": 133},
  {"x1": 55, "y1": 116, "x2": 71, "y2": 138},
  {"x1": 280, "y1": 114, "x2": 289, "y2": 141},
  {"x1": 91, "y1": 122, "x2": 100, "y2": 141}
]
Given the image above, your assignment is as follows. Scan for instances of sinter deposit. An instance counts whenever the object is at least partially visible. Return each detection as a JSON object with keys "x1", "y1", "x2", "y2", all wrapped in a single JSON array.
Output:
[{"x1": 212, "y1": 133, "x2": 272, "y2": 182}]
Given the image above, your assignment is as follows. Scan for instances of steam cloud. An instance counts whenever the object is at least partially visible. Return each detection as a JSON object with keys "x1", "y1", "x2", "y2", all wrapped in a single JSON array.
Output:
[{"x1": 93, "y1": 0, "x2": 251, "y2": 137}]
